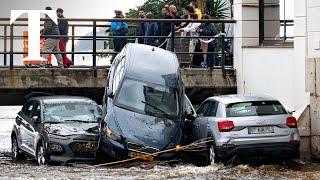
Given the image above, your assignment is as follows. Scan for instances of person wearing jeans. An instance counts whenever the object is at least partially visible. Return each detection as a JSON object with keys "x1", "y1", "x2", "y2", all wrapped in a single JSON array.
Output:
[
  {"x1": 197, "y1": 15, "x2": 217, "y2": 68},
  {"x1": 41, "y1": 7, "x2": 63, "y2": 68}
]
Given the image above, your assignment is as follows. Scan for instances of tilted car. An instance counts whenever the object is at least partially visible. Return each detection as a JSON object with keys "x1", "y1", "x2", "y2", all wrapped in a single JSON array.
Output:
[
  {"x1": 100, "y1": 43, "x2": 188, "y2": 160},
  {"x1": 11, "y1": 96, "x2": 102, "y2": 165},
  {"x1": 185, "y1": 95, "x2": 300, "y2": 164}
]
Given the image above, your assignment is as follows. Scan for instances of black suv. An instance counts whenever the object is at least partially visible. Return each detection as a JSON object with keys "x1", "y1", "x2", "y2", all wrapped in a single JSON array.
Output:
[{"x1": 11, "y1": 96, "x2": 102, "y2": 165}]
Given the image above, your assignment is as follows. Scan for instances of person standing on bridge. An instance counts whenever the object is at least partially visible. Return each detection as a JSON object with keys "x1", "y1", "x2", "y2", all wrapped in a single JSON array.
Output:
[
  {"x1": 111, "y1": 10, "x2": 128, "y2": 52},
  {"x1": 41, "y1": 7, "x2": 64, "y2": 68},
  {"x1": 156, "y1": 7, "x2": 172, "y2": 49},
  {"x1": 136, "y1": 8, "x2": 146, "y2": 44},
  {"x1": 57, "y1": 8, "x2": 72, "y2": 68}
]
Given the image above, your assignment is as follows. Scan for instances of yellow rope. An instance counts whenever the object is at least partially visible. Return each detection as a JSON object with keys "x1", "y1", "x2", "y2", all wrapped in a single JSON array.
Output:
[{"x1": 93, "y1": 138, "x2": 214, "y2": 167}]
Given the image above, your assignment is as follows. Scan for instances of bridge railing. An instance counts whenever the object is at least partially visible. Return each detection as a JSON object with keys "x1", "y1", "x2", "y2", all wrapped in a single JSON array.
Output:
[{"x1": 0, "y1": 18, "x2": 236, "y2": 77}]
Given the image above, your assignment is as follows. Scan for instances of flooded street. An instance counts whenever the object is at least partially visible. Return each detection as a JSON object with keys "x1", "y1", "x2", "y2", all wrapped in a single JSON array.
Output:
[{"x1": 1, "y1": 106, "x2": 320, "y2": 179}]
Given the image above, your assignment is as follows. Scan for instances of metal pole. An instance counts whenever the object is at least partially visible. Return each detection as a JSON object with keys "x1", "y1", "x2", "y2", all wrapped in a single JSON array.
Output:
[
  {"x1": 10, "y1": 25, "x2": 13, "y2": 70},
  {"x1": 71, "y1": 26, "x2": 75, "y2": 63},
  {"x1": 93, "y1": 20, "x2": 97, "y2": 77},
  {"x1": 259, "y1": 0, "x2": 264, "y2": 44},
  {"x1": 4, "y1": 25, "x2": 7, "y2": 66},
  {"x1": 170, "y1": 23, "x2": 175, "y2": 52},
  {"x1": 221, "y1": 23, "x2": 226, "y2": 77}
]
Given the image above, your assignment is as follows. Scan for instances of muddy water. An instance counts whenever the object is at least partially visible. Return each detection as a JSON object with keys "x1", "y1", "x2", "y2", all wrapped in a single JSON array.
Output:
[
  {"x1": 0, "y1": 159, "x2": 320, "y2": 179},
  {"x1": 1, "y1": 106, "x2": 320, "y2": 179}
]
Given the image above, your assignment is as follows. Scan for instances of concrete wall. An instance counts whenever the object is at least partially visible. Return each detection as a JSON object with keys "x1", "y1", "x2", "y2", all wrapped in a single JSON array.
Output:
[
  {"x1": 0, "y1": 68, "x2": 236, "y2": 89},
  {"x1": 306, "y1": 0, "x2": 320, "y2": 159},
  {"x1": 242, "y1": 47, "x2": 295, "y2": 110}
]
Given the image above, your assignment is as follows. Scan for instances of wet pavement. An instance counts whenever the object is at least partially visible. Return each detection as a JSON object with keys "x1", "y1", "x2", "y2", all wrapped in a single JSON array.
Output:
[{"x1": 1, "y1": 106, "x2": 320, "y2": 179}]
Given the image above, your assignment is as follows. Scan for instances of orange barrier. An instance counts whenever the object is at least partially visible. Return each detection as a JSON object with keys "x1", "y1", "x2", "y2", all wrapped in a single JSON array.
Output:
[{"x1": 23, "y1": 31, "x2": 52, "y2": 65}]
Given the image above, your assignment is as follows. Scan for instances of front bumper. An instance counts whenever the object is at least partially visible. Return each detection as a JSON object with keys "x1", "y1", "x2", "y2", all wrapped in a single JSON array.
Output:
[
  {"x1": 215, "y1": 142, "x2": 300, "y2": 160},
  {"x1": 46, "y1": 135, "x2": 99, "y2": 164},
  {"x1": 99, "y1": 133, "x2": 180, "y2": 160}
]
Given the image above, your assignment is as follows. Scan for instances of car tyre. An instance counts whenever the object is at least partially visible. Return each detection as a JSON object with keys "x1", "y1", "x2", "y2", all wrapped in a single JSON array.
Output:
[
  {"x1": 36, "y1": 142, "x2": 48, "y2": 166},
  {"x1": 207, "y1": 145, "x2": 218, "y2": 165},
  {"x1": 11, "y1": 135, "x2": 23, "y2": 162}
]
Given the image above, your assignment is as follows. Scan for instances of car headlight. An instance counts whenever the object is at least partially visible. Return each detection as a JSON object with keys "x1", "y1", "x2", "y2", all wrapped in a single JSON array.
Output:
[
  {"x1": 48, "y1": 134, "x2": 70, "y2": 140},
  {"x1": 103, "y1": 126, "x2": 122, "y2": 142}
]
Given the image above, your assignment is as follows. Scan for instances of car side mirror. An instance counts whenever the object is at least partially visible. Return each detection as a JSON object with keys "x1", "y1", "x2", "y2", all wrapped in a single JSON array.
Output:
[
  {"x1": 107, "y1": 88, "x2": 113, "y2": 98},
  {"x1": 32, "y1": 116, "x2": 40, "y2": 123},
  {"x1": 185, "y1": 112, "x2": 196, "y2": 121}
]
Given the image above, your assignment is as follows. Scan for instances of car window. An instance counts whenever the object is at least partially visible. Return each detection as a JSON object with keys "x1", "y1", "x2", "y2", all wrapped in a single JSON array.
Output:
[
  {"x1": 43, "y1": 101, "x2": 102, "y2": 123},
  {"x1": 204, "y1": 101, "x2": 219, "y2": 117},
  {"x1": 184, "y1": 95, "x2": 195, "y2": 115},
  {"x1": 197, "y1": 102, "x2": 209, "y2": 117},
  {"x1": 31, "y1": 102, "x2": 41, "y2": 118},
  {"x1": 22, "y1": 101, "x2": 34, "y2": 117},
  {"x1": 112, "y1": 55, "x2": 125, "y2": 94},
  {"x1": 226, "y1": 101, "x2": 287, "y2": 117}
]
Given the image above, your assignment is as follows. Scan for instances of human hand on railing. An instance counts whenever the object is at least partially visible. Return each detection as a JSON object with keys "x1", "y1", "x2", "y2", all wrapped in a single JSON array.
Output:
[{"x1": 178, "y1": 28, "x2": 184, "y2": 32}]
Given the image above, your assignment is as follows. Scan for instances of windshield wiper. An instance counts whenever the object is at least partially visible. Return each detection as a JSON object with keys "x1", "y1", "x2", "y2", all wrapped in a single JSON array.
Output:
[{"x1": 141, "y1": 101, "x2": 172, "y2": 119}]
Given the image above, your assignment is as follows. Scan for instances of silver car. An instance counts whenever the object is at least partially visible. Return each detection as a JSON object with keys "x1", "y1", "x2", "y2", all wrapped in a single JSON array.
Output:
[{"x1": 185, "y1": 95, "x2": 300, "y2": 165}]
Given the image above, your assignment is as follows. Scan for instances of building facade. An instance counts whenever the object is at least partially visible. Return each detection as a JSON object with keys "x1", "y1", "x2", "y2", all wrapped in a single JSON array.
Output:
[{"x1": 234, "y1": 0, "x2": 320, "y2": 160}]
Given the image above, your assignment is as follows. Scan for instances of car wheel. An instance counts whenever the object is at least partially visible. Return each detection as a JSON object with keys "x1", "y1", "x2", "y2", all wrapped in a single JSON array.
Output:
[
  {"x1": 36, "y1": 143, "x2": 48, "y2": 166},
  {"x1": 208, "y1": 145, "x2": 218, "y2": 165},
  {"x1": 11, "y1": 135, "x2": 23, "y2": 162}
]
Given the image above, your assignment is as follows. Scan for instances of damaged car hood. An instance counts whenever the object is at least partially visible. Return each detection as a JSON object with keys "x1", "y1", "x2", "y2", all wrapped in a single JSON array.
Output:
[
  {"x1": 44, "y1": 122, "x2": 99, "y2": 136},
  {"x1": 111, "y1": 106, "x2": 182, "y2": 150}
]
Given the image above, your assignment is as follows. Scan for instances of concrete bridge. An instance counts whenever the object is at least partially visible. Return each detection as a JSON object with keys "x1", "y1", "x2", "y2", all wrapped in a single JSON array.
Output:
[{"x1": 0, "y1": 68, "x2": 236, "y2": 105}]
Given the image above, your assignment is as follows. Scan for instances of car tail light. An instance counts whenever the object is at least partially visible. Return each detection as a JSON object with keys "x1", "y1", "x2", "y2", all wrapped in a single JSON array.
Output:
[
  {"x1": 218, "y1": 120, "x2": 234, "y2": 132},
  {"x1": 286, "y1": 117, "x2": 297, "y2": 128}
]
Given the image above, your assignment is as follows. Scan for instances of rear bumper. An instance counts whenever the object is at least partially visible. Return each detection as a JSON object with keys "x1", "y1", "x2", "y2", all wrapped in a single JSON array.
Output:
[{"x1": 215, "y1": 142, "x2": 300, "y2": 159}]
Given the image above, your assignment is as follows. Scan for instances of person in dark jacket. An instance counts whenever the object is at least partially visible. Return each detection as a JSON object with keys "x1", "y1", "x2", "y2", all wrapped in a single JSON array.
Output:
[
  {"x1": 156, "y1": 7, "x2": 172, "y2": 49},
  {"x1": 41, "y1": 7, "x2": 63, "y2": 68},
  {"x1": 137, "y1": 8, "x2": 146, "y2": 44},
  {"x1": 197, "y1": 15, "x2": 218, "y2": 68},
  {"x1": 57, "y1": 8, "x2": 72, "y2": 68},
  {"x1": 169, "y1": 5, "x2": 181, "y2": 28},
  {"x1": 144, "y1": 12, "x2": 158, "y2": 46},
  {"x1": 111, "y1": 10, "x2": 128, "y2": 52}
]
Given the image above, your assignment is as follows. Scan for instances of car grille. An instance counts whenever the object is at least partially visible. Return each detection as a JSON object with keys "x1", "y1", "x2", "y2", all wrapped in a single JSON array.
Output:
[
  {"x1": 69, "y1": 141, "x2": 98, "y2": 157},
  {"x1": 127, "y1": 142, "x2": 159, "y2": 154}
]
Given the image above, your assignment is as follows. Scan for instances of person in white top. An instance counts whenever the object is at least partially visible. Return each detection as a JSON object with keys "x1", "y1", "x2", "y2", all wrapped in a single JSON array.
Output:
[{"x1": 178, "y1": 13, "x2": 201, "y2": 59}]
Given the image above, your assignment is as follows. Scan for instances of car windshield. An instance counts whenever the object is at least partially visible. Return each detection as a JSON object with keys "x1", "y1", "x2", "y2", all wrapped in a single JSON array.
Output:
[
  {"x1": 115, "y1": 79, "x2": 180, "y2": 118},
  {"x1": 43, "y1": 101, "x2": 102, "y2": 123},
  {"x1": 226, "y1": 101, "x2": 287, "y2": 117}
]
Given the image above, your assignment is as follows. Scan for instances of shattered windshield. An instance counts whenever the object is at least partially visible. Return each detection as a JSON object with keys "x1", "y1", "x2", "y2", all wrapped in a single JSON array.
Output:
[
  {"x1": 43, "y1": 101, "x2": 102, "y2": 123},
  {"x1": 115, "y1": 78, "x2": 180, "y2": 118}
]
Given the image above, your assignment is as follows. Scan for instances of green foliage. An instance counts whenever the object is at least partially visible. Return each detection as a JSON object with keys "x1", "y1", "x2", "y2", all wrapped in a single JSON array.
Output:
[
  {"x1": 125, "y1": 0, "x2": 194, "y2": 19},
  {"x1": 206, "y1": 0, "x2": 230, "y2": 19}
]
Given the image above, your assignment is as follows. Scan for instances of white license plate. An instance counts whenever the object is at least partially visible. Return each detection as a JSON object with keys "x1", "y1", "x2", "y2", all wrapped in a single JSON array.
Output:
[{"x1": 248, "y1": 126, "x2": 274, "y2": 134}]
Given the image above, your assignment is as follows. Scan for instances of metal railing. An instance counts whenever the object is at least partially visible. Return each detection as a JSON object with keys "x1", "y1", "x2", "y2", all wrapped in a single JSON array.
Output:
[{"x1": 0, "y1": 18, "x2": 236, "y2": 77}]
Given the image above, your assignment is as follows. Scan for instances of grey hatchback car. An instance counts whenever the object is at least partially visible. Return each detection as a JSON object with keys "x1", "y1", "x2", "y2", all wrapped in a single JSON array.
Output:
[{"x1": 186, "y1": 95, "x2": 300, "y2": 164}]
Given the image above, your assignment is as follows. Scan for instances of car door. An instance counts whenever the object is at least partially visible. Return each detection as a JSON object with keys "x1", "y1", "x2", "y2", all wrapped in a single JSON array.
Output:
[
  {"x1": 28, "y1": 101, "x2": 41, "y2": 153},
  {"x1": 193, "y1": 101, "x2": 210, "y2": 140},
  {"x1": 17, "y1": 100, "x2": 35, "y2": 154},
  {"x1": 200, "y1": 101, "x2": 219, "y2": 139},
  {"x1": 183, "y1": 95, "x2": 196, "y2": 143}
]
